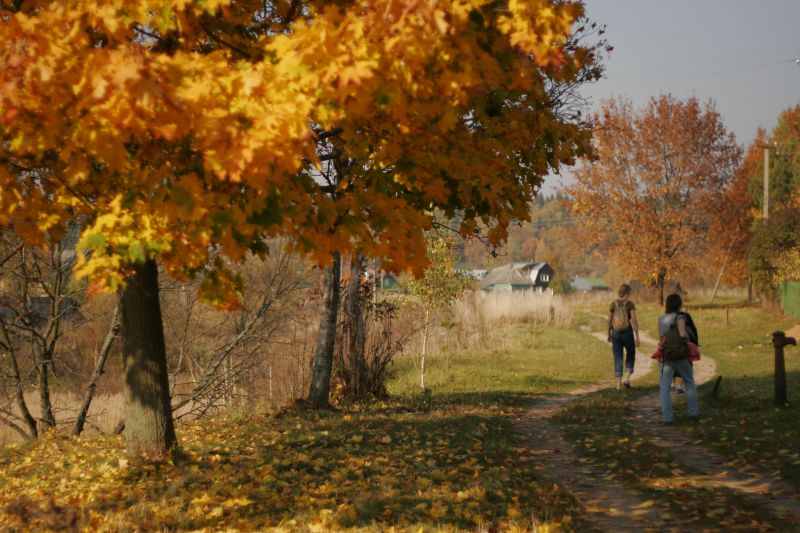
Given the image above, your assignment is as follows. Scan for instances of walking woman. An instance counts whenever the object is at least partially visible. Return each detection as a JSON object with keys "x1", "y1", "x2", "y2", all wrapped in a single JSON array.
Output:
[
  {"x1": 607, "y1": 284, "x2": 640, "y2": 389},
  {"x1": 656, "y1": 293, "x2": 700, "y2": 423}
]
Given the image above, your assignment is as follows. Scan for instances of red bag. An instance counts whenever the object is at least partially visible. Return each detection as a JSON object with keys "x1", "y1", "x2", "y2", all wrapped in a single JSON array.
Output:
[
  {"x1": 688, "y1": 341, "x2": 701, "y2": 360},
  {"x1": 652, "y1": 339, "x2": 701, "y2": 361}
]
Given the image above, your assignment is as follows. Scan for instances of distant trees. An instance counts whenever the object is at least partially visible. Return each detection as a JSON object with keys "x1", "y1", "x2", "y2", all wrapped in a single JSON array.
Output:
[
  {"x1": 750, "y1": 208, "x2": 800, "y2": 292},
  {"x1": 747, "y1": 105, "x2": 800, "y2": 293},
  {"x1": 758, "y1": 105, "x2": 800, "y2": 212},
  {"x1": 705, "y1": 133, "x2": 762, "y2": 292},
  {"x1": 567, "y1": 95, "x2": 741, "y2": 303}
]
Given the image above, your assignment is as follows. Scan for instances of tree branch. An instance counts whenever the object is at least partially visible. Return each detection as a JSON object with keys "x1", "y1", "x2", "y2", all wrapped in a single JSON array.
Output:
[
  {"x1": 73, "y1": 304, "x2": 120, "y2": 436},
  {"x1": 0, "y1": 244, "x2": 22, "y2": 269},
  {"x1": 199, "y1": 21, "x2": 254, "y2": 60}
]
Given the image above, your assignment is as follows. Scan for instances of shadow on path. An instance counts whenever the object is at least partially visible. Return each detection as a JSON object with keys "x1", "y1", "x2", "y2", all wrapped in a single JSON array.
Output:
[{"x1": 515, "y1": 328, "x2": 800, "y2": 531}]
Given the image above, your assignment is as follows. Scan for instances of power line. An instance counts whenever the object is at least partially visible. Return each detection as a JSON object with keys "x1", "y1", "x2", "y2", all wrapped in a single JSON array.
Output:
[
  {"x1": 609, "y1": 48, "x2": 795, "y2": 79},
  {"x1": 590, "y1": 58, "x2": 796, "y2": 92}
]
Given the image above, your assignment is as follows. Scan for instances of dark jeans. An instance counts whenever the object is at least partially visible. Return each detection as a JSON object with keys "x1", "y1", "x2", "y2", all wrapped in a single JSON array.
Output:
[{"x1": 611, "y1": 327, "x2": 636, "y2": 377}]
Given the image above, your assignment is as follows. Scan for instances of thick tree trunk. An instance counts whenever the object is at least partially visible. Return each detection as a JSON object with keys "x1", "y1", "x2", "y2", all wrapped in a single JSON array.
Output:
[
  {"x1": 308, "y1": 253, "x2": 341, "y2": 408},
  {"x1": 120, "y1": 260, "x2": 176, "y2": 457},
  {"x1": 74, "y1": 305, "x2": 120, "y2": 436},
  {"x1": 657, "y1": 267, "x2": 666, "y2": 306}
]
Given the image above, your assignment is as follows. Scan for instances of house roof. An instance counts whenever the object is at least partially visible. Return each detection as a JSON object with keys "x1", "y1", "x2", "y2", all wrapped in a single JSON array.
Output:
[{"x1": 480, "y1": 262, "x2": 549, "y2": 289}]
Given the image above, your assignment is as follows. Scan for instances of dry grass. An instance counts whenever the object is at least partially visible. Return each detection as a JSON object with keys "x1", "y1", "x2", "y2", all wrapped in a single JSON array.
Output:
[
  {"x1": 0, "y1": 391, "x2": 125, "y2": 448},
  {"x1": 0, "y1": 349, "x2": 313, "y2": 449},
  {"x1": 407, "y1": 289, "x2": 603, "y2": 357},
  {"x1": 464, "y1": 290, "x2": 573, "y2": 325},
  {"x1": 683, "y1": 285, "x2": 748, "y2": 303}
]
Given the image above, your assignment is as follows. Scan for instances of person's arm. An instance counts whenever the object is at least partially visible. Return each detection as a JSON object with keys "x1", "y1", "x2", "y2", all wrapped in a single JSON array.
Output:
[
  {"x1": 630, "y1": 309, "x2": 640, "y2": 347},
  {"x1": 677, "y1": 316, "x2": 688, "y2": 338},
  {"x1": 607, "y1": 310, "x2": 613, "y2": 342},
  {"x1": 685, "y1": 313, "x2": 699, "y2": 344}
]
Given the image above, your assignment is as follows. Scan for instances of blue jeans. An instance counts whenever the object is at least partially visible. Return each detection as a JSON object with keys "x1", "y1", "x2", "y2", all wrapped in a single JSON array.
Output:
[
  {"x1": 611, "y1": 328, "x2": 635, "y2": 377},
  {"x1": 659, "y1": 358, "x2": 700, "y2": 422}
]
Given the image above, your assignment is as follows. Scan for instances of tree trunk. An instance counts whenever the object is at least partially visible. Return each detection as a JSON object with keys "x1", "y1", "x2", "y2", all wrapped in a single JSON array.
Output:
[
  {"x1": 420, "y1": 308, "x2": 429, "y2": 389},
  {"x1": 120, "y1": 259, "x2": 176, "y2": 457},
  {"x1": 308, "y1": 253, "x2": 341, "y2": 408},
  {"x1": 0, "y1": 322, "x2": 37, "y2": 438},
  {"x1": 74, "y1": 305, "x2": 120, "y2": 436},
  {"x1": 37, "y1": 361, "x2": 56, "y2": 431},
  {"x1": 658, "y1": 267, "x2": 666, "y2": 306},
  {"x1": 710, "y1": 240, "x2": 735, "y2": 303},
  {"x1": 345, "y1": 254, "x2": 366, "y2": 400}
]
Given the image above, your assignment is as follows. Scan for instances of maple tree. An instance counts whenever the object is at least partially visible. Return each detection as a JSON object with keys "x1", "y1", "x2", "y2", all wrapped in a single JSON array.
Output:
[
  {"x1": 567, "y1": 95, "x2": 741, "y2": 304},
  {"x1": 704, "y1": 130, "x2": 763, "y2": 298},
  {"x1": 1, "y1": 0, "x2": 603, "y2": 452}
]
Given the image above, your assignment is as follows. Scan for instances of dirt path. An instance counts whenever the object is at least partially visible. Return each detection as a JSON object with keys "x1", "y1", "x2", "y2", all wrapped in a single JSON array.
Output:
[
  {"x1": 516, "y1": 384, "x2": 679, "y2": 531},
  {"x1": 515, "y1": 329, "x2": 800, "y2": 530},
  {"x1": 515, "y1": 332, "x2": 677, "y2": 531}
]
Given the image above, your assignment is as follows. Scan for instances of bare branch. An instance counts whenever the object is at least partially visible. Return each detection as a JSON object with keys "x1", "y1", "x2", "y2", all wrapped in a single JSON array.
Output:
[{"x1": 73, "y1": 303, "x2": 120, "y2": 436}]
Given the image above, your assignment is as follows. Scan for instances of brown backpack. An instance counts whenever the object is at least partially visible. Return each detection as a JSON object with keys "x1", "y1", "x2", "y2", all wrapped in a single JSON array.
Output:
[
  {"x1": 611, "y1": 300, "x2": 630, "y2": 332},
  {"x1": 663, "y1": 315, "x2": 689, "y2": 362}
]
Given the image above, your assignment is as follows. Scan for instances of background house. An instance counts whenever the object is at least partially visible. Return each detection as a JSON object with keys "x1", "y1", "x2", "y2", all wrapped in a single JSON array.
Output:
[
  {"x1": 458, "y1": 269, "x2": 487, "y2": 281},
  {"x1": 366, "y1": 270, "x2": 402, "y2": 293},
  {"x1": 480, "y1": 262, "x2": 554, "y2": 292}
]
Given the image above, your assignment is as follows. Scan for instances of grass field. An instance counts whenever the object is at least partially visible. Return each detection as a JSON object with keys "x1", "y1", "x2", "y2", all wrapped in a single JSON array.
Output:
[{"x1": 390, "y1": 323, "x2": 609, "y2": 401}]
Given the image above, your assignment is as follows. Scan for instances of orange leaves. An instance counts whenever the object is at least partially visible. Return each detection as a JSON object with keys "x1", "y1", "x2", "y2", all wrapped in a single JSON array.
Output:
[
  {"x1": 568, "y1": 95, "x2": 741, "y2": 286},
  {"x1": 2, "y1": 107, "x2": 18, "y2": 125}
]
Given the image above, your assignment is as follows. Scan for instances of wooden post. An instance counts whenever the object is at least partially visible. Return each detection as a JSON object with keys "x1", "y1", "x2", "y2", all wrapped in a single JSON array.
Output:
[{"x1": 772, "y1": 331, "x2": 796, "y2": 405}]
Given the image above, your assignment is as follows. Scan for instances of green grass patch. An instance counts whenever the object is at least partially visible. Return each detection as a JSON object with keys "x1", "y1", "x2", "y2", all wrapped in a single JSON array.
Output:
[{"x1": 389, "y1": 323, "x2": 610, "y2": 403}]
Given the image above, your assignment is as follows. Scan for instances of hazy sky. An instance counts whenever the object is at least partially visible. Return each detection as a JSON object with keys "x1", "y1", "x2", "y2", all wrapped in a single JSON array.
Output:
[{"x1": 542, "y1": 0, "x2": 800, "y2": 194}]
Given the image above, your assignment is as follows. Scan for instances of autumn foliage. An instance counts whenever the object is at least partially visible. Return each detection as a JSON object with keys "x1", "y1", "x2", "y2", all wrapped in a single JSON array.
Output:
[
  {"x1": 746, "y1": 104, "x2": 800, "y2": 291},
  {"x1": 567, "y1": 95, "x2": 741, "y2": 302},
  {"x1": 1, "y1": 0, "x2": 601, "y2": 297}
]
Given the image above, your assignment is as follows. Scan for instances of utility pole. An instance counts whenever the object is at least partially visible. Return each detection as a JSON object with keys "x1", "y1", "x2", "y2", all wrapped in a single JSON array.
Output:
[{"x1": 764, "y1": 145, "x2": 770, "y2": 219}]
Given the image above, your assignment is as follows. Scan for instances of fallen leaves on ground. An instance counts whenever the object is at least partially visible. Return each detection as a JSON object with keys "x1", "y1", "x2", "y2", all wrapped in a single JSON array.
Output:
[{"x1": 0, "y1": 400, "x2": 587, "y2": 531}]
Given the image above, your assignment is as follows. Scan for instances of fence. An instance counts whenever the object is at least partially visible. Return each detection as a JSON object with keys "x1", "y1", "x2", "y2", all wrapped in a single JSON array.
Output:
[{"x1": 781, "y1": 281, "x2": 800, "y2": 319}]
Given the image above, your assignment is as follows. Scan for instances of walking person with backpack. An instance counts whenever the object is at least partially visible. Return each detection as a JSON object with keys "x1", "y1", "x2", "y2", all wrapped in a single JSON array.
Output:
[
  {"x1": 654, "y1": 293, "x2": 701, "y2": 423},
  {"x1": 607, "y1": 284, "x2": 640, "y2": 390}
]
